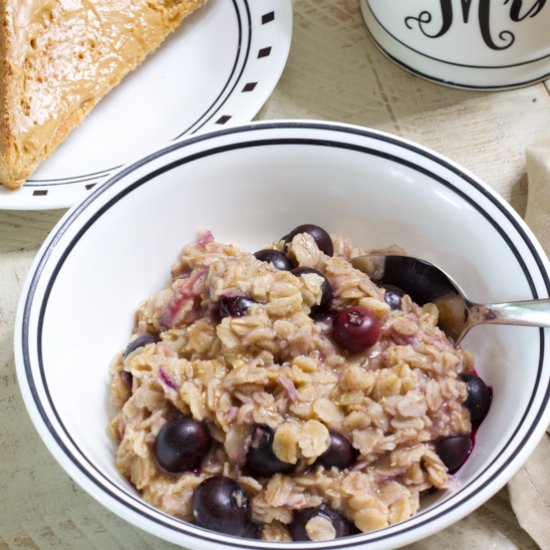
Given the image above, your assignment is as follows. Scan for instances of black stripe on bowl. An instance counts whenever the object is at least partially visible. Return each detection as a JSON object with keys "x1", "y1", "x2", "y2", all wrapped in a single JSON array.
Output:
[{"x1": 21, "y1": 122, "x2": 550, "y2": 549}]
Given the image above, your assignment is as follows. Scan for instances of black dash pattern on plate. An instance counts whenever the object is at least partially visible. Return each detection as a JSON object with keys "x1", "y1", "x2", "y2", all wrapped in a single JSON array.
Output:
[
  {"x1": 258, "y1": 47, "x2": 272, "y2": 58},
  {"x1": 262, "y1": 11, "x2": 275, "y2": 24},
  {"x1": 216, "y1": 115, "x2": 232, "y2": 125}
]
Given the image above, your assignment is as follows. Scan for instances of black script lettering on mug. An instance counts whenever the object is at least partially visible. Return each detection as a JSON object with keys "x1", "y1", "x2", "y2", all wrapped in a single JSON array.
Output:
[
  {"x1": 506, "y1": 0, "x2": 546, "y2": 21},
  {"x1": 405, "y1": 0, "x2": 547, "y2": 51}
]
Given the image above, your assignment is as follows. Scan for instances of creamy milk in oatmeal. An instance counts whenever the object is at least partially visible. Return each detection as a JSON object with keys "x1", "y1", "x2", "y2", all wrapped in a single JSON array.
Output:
[{"x1": 110, "y1": 224, "x2": 490, "y2": 541}]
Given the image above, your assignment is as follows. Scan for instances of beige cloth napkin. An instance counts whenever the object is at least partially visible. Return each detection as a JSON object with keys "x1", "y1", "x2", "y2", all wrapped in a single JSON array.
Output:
[{"x1": 508, "y1": 135, "x2": 550, "y2": 550}]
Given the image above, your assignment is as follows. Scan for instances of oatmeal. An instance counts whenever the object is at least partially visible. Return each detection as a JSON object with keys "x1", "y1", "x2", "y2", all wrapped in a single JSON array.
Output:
[{"x1": 109, "y1": 224, "x2": 490, "y2": 541}]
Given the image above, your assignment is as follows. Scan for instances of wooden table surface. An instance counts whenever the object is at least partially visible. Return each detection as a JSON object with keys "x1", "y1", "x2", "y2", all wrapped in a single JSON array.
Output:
[{"x1": 1, "y1": 1, "x2": 549, "y2": 548}]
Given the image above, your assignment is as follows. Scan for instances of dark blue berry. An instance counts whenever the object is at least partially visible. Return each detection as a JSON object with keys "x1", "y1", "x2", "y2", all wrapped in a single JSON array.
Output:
[
  {"x1": 435, "y1": 434, "x2": 472, "y2": 473},
  {"x1": 154, "y1": 417, "x2": 211, "y2": 474},
  {"x1": 254, "y1": 249, "x2": 293, "y2": 271},
  {"x1": 290, "y1": 505, "x2": 356, "y2": 541},
  {"x1": 192, "y1": 476, "x2": 251, "y2": 536},
  {"x1": 217, "y1": 294, "x2": 256, "y2": 320},
  {"x1": 246, "y1": 425, "x2": 294, "y2": 477},
  {"x1": 283, "y1": 224, "x2": 334, "y2": 257},
  {"x1": 318, "y1": 431, "x2": 356, "y2": 469},
  {"x1": 123, "y1": 333, "x2": 160, "y2": 357},
  {"x1": 462, "y1": 374, "x2": 491, "y2": 424},
  {"x1": 291, "y1": 267, "x2": 333, "y2": 317}
]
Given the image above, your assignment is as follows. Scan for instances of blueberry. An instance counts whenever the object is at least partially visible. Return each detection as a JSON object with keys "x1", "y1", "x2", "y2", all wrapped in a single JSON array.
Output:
[
  {"x1": 318, "y1": 431, "x2": 356, "y2": 469},
  {"x1": 154, "y1": 417, "x2": 211, "y2": 474},
  {"x1": 254, "y1": 249, "x2": 293, "y2": 271},
  {"x1": 435, "y1": 434, "x2": 472, "y2": 473},
  {"x1": 291, "y1": 267, "x2": 333, "y2": 317},
  {"x1": 283, "y1": 224, "x2": 334, "y2": 257},
  {"x1": 462, "y1": 374, "x2": 491, "y2": 424},
  {"x1": 332, "y1": 306, "x2": 381, "y2": 353},
  {"x1": 290, "y1": 505, "x2": 356, "y2": 541},
  {"x1": 381, "y1": 284, "x2": 405, "y2": 310},
  {"x1": 376, "y1": 255, "x2": 455, "y2": 305},
  {"x1": 192, "y1": 476, "x2": 251, "y2": 537},
  {"x1": 246, "y1": 425, "x2": 294, "y2": 477},
  {"x1": 313, "y1": 310, "x2": 337, "y2": 325},
  {"x1": 123, "y1": 333, "x2": 160, "y2": 358},
  {"x1": 121, "y1": 370, "x2": 133, "y2": 388},
  {"x1": 217, "y1": 294, "x2": 256, "y2": 320}
]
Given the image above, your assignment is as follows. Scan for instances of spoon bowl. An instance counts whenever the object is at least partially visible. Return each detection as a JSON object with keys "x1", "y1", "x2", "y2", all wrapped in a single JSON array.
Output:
[{"x1": 352, "y1": 254, "x2": 550, "y2": 344}]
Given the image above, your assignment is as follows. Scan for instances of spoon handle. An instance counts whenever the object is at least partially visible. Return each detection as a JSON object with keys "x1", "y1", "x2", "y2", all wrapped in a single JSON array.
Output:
[{"x1": 471, "y1": 299, "x2": 550, "y2": 328}]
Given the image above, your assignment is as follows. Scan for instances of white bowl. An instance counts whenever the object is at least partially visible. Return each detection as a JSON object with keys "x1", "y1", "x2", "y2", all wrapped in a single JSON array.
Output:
[{"x1": 14, "y1": 121, "x2": 550, "y2": 549}]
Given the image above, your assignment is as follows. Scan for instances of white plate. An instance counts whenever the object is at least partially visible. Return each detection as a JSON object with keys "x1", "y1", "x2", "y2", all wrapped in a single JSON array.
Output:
[{"x1": 0, "y1": 0, "x2": 292, "y2": 210}]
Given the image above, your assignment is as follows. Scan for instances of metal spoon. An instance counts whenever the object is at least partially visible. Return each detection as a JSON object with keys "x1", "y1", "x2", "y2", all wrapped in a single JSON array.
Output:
[{"x1": 351, "y1": 254, "x2": 550, "y2": 344}]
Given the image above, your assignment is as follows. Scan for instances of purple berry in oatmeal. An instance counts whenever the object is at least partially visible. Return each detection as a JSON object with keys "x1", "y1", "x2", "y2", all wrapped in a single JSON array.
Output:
[
  {"x1": 462, "y1": 374, "x2": 491, "y2": 424},
  {"x1": 246, "y1": 425, "x2": 295, "y2": 477},
  {"x1": 123, "y1": 333, "x2": 159, "y2": 358},
  {"x1": 153, "y1": 417, "x2": 211, "y2": 474},
  {"x1": 376, "y1": 255, "x2": 454, "y2": 306},
  {"x1": 290, "y1": 504, "x2": 356, "y2": 541},
  {"x1": 291, "y1": 267, "x2": 333, "y2": 317},
  {"x1": 381, "y1": 284, "x2": 405, "y2": 310},
  {"x1": 332, "y1": 305, "x2": 381, "y2": 352},
  {"x1": 254, "y1": 249, "x2": 293, "y2": 271},
  {"x1": 318, "y1": 430, "x2": 356, "y2": 469},
  {"x1": 192, "y1": 476, "x2": 251, "y2": 537},
  {"x1": 120, "y1": 369, "x2": 133, "y2": 388},
  {"x1": 284, "y1": 224, "x2": 334, "y2": 257},
  {"x1": 217, "y1": 294, "x2": 256, "y2": 320},
  {"x1": 435, "y1": 434, "x2": 472, "y2": 473}
]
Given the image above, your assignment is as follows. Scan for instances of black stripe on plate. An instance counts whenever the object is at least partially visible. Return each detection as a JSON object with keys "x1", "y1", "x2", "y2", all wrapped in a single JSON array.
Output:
[
  {"x1": 179, "y1": 0, "x2": 252, "y2": 137},
  {"x1": 26, "y1": 167, "x2": 114, "y2": 185},
  {"x1": 21, "y1": 122, "x2": 550, "y2": 548}
]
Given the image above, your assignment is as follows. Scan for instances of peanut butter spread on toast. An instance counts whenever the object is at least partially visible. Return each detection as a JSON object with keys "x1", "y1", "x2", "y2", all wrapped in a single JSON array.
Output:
[{"x1": 0, "y1": 0, "x2": 206, "y2": 189}]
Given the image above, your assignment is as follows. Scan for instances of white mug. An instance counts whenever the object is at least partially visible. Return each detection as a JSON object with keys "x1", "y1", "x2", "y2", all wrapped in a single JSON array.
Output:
[{"x1": 361, "y1": 0, "x2": 550, "y2": 90}]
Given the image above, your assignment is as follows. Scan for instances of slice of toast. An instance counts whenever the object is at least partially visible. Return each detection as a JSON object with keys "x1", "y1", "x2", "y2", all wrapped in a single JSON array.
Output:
[{"x1": 0, "y1": 0, "x2": 206, "y2": 190}]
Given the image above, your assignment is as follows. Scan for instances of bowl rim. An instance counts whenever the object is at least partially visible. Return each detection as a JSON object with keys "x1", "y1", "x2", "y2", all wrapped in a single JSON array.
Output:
[{"x1": 14, "y1": 120, "x2": 550, "y2": 549}]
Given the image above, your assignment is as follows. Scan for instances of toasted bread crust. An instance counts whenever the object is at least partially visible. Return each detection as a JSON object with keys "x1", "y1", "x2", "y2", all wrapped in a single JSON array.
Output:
[
  {"x1": 0, "y1": 1, "x2": 18, "y2": 189},
  {"x1": 0, "y1": 0, "x2": 206, "y2": 190}
]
